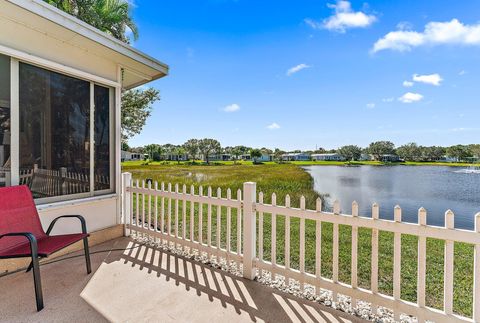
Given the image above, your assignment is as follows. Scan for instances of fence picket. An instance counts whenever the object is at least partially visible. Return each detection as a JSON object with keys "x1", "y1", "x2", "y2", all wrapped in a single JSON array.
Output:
[
  {"x1": 285, "y1": 194, "x2": 291, "y2": 271},
  {"x1": 161, "y1": 182, "x2": 165, "y2": 235},
  {"x1": 271, "y1": 193, "x2": 277, "y2": 267},
  {"x1": 351, "y1": 201, "x2": 358, "y2": 309},
  {"x1": 371, "y1": 203, "x2": 379, "y2": 315},
  {"x1": 216, "y1": 187, "x2": 222, "y2": 250},
  {"x1": 332, "y1": 200, "x2": 340, "y2": 302},
  {"x1": 167, "y1": 183, "x2": 172, "y2": 236},
  {"x1": 207, "y1": 187, "x2": 212, "y2": 250},
  {"x1": 154, "y1": 182, "x2": 158, "y2": 233},
  {"x1": 199, "y1": 186, "x2": 204, "y2": 245},
  {"x1": 190, "y1": 185, "x2": 195, "y2": 242},
  {"x1": 444, "y1": 210, "x2": 454, "y2": 315},
  {"x1": 393, "y1": 205, "x2": 402, "y2": 321},
  {"x1": 183, "y1": 184, "x2": 187, "y2": 240},
  {"x1": 175, "y1": 184, "x2": 179, "y2": 238},
  {"x1": 259, "y1": 192, "x2": 264, "y2": 261},
  {"x1": 474, "y1": 213, "x2": 480, "y2": 322},
  {"x1": 300, "y1": 196, "x2": 306, "y2": 291},
  {"x1": 417, "y1": 207, "x2": 427, "y2": 323},
  {"x1": 227, "y1": 188, "x2": 232, "y2": 254}
]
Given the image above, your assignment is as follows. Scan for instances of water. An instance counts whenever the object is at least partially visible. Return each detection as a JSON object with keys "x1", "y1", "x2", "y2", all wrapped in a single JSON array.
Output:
[{"x1": 303, "y1": 165, "x2": 480, "y2": 230}]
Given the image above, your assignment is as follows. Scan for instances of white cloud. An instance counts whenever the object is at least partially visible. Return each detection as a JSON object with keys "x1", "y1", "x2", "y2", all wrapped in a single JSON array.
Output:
[
  {"x1": 305, "y1": 1, "x2": 376, "y2": 33},
  {"x1": 459, "y1": 70, "x2": 467, "y2": 76},
  {"x1": 286, "y1": 64, "x2": 311, "y2": 76},
  {"x1": 223, "y1": 103, "x2": 240, "y2": 112},
  {"x1": 382, "y1": 97, "x2": 395, "y2": 102},
  {"x1": 403, "y1": 80, "x2": 414, "y2": 87},
  {"x1": 412, "y1": 73, "x2": 443, "y2": 86},
  {"x1": 398, "y1": 92, "x2": 423, "y2": 103},
  {"x1": 373, "y1": 19, "x2": 480, "y2": 52},
  {"x1": 366, "y1": 103, "x2": 375, "y2": 109},
  {"x1": 267, "y1": 122, "x2": 280, "y2": 130}
]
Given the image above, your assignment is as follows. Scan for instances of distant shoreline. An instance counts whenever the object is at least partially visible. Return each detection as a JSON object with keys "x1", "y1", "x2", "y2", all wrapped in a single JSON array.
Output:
[{"x1": 121, "y1": 160, "x2": 480, "y2": 167}]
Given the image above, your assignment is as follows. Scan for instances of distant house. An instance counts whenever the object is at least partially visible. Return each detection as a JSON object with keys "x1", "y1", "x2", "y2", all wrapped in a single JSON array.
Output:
[
  {"x1": 381, "y1": 154, "x2": 401, "y2": 162},
  {"x1": 121, "y1": 151, "x2": 144, "y2": 162},
  {"x1": 257, "y1": 153, "x2": 273, "y2": 162},
  {"x1": 437, "y1": 156, "x2": 459, "y2": 163},
  {"x1": 281, "y1": 153, "x2": 311, "y2": 161},
  {"x1": 311, "y1": 153, "x2": 345, "y2": 161},
  {"x1": 164, "y1": 154, "x2": 188, "y2": 161},
  {"x1": 204, "y1": 154, "x2": 231, "y2": 162},
  {"x1": 241, "y1": 154, "x2": 251, "y2": 161},
  {"x1": 360, "y1": 154, "x2": 373, "y2": 161}
]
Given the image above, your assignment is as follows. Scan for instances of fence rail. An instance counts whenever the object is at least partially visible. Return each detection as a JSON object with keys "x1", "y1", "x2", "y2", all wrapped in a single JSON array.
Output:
[{"x1": 121, "y1": 172, "x2": 480, "y2": 323}]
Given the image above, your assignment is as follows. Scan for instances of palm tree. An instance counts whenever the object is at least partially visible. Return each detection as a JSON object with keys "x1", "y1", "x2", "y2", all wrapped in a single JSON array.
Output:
[{"x1": 44, "y1": 0, "x2": 138, "y2": 43}]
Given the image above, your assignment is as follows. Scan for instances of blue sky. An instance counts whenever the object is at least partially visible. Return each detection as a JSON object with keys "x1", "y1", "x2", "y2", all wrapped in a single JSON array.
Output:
[{"x1": 128, "y1": 0, "x2": 480, "y2": 150}]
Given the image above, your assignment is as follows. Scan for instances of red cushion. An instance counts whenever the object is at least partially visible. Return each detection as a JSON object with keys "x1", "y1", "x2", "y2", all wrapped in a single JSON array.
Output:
[
  {"x1": 0, "y1": 233, "x2": 88, "y2": 258},
  {"x1": 0, "y1": 186, "x2": 47, "y2": 254}
]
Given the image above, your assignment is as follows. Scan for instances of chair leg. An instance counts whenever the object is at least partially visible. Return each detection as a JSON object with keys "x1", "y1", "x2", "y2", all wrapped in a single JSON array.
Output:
[
  {"x1": 83, "y1": 236, "x2": 91, "y2": 274},
  {"x1": 31, "y1": 255, "x2": 44, "y2": 311}
]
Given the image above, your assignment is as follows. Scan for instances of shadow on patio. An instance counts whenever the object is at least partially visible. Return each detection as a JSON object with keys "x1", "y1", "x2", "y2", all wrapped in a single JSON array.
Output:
[{"x1": 0, "y1": 237, "x2": 364, "y2": 323}]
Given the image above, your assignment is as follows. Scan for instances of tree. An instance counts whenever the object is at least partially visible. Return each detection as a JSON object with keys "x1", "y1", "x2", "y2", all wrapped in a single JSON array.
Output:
[
  {"x1": 121, "y1": 141, "x2": 130, "y2": 151},
  {"x1": 198, "y1": 139, "x2": 221, "y2": 164},
  {"x1": 367, "y1": 141, "x2": 396, "y2": 161},
  {"x1": 273, "y1": 148, "x2": 285, "y2": 162},
  {"x1": 231, "y1": 146, "x2": 244, "y2": 164},
  {"x1": 422, "y1": 146, "x2": 445, "y2": 161},
  {"x1": 44, "y1": 0, "x2": 138, "y2": 43},
  {"x1": 183, "y1": 139, "x2": 199, "y2": 161},
  {"x1": 396, "y1": 143, "x2": 422, "y2": 161},
  {"x1": 337, "y1": 145, "x2": 362, "y2": 161},
  {"x1": 173, "y1": 146, "x2": 186, "y2": 164},
  {"x1": 250, "y1": 149, "x2": 262, "y2": 164},
  {"x1": 447, "y1": 145, "x2": 471, "y2": 161},
  {"x1": 470, "y1": 144, "x2": 480, "y2": 159},
  {"x1": 121, "y1": 88, "x2": 160, "y2": 141}
]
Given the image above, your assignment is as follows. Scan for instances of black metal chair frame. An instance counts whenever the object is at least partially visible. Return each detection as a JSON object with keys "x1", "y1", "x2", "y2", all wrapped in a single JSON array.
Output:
[{"x1": 0, "y1": 215, "x2": 91, "y2": 311}]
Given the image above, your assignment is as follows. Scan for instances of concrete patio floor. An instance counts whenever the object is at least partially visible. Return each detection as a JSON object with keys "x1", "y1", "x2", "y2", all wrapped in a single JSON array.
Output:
[{"x1": 0, "y1": 237, "x2": 365, "y2": 323}]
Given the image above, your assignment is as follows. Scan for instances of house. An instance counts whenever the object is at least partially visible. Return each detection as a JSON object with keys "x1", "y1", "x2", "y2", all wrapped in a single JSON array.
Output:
[
  {"x1": 203, "y1": 153, "x2": 230, "y2": 161},
  {"x1": 311, "y1": 153, "x2": 345, "y2": 161},
  {"x1": 257, "y1": 153, "x2": 273, "y2": 162},
  {"x1": 360, "y1": 153, "x2": 373, "y2": 161},
  {"x1": 0, "y1": 0, "x2": 167, "y2": 239},
  {"x1": 381, "y1": 154, "x2": 401, "y2": 162},
  {"x1": 121, "y1": 150, "x2": 143, "y2": 162},
  {"x1": 281, "y1": 152, "x2": 311, "y2": 161}
]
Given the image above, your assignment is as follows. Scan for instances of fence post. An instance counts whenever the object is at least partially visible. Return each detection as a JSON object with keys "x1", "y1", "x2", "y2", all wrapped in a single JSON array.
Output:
[
  {"x1": 242, "y1": 181, "x2": 256, "y2": 280},
  {"x1": 122, "y1": 172, "x2": 132, "y2": 237}
]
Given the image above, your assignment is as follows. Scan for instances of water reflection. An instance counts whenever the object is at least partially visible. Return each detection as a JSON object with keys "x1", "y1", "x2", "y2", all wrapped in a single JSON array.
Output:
[{"x1": 303, "y1": 165, "x2": 480, "y2": 230}]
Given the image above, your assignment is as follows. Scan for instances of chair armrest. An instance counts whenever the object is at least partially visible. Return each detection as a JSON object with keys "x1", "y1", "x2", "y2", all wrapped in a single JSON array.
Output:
[
  {"x1": 46, "y1": 215, "x2": 87, "y2": 236},
  {"x1": 0, "y1": 232, "x2": 39, "y2": 256}
]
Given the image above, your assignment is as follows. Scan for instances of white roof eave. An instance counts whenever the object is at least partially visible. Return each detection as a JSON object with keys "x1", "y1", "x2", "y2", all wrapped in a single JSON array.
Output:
[{"x1": 8, "y1": 0, "x2": 169, "y2": 78}]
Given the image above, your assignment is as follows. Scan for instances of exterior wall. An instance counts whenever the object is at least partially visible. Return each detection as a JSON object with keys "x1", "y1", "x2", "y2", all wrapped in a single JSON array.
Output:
[
  {"x1": 312, "y1": 154, "x2": 345, "y2": 161},
  {"x1": 38, "y1": 195, "x2": 119, "y2": 234}
]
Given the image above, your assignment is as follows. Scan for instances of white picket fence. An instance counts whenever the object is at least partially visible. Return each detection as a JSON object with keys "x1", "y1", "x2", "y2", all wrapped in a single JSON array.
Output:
[{"x1": 121, "y1": 172, "x2": 480, "y2": 323}]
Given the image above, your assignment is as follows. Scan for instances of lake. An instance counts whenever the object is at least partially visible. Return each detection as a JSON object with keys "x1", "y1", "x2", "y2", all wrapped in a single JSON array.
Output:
[{"x1": 303, "y1": 165, "x2": 480, "y2": 230}]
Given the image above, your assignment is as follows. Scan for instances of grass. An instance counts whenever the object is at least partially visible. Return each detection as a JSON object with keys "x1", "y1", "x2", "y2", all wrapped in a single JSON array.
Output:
[{"x1": 122, "y1": 162, "x2": 475, "y2": 317}]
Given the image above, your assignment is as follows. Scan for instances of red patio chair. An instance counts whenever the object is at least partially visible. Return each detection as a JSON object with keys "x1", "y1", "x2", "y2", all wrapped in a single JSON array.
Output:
[{"x1": 0, "y1": 185, "x2": 91, "y2": 311}]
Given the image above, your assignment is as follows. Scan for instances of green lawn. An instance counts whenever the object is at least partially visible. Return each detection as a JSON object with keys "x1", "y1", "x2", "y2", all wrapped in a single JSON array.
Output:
[{"x1": 122, "y1": 162, "x2": 474, "y2": 317}]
